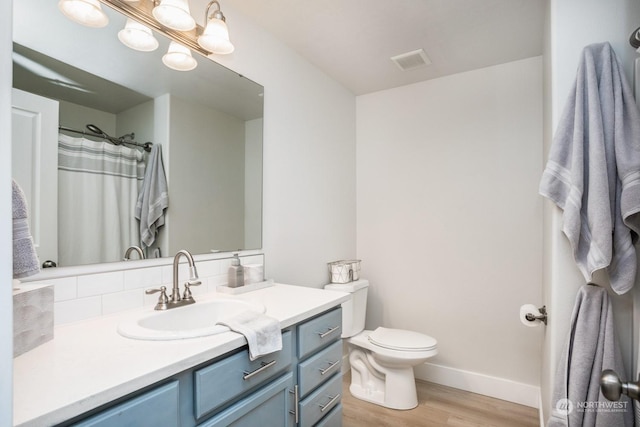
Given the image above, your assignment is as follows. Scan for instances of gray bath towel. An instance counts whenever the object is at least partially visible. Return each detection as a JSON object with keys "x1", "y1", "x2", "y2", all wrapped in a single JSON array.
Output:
[
  {"x1": 539, "y1": 42, "x2": 640, "y2": 295},
  {"x1": 135, "y1": 144, "x2": 168, "y2": 248},
  {"x1": 548, "y1": 284, "x2": 633, "y2": 427},
  {"x1": 12, "y1": 180, "x2": 40, "y2": 278}
]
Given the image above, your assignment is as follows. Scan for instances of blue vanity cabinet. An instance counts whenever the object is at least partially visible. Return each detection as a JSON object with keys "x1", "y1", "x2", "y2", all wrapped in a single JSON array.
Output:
[
  {"x1": 193, "y1": 331, "x2": 293, "y2": 420},
  {"x1": 71, "y1": 381, "x2": 180, "y2": 427},
  {"x1": 197, "y1": 372, "x2": 294, "y2": 427},
  {"x1": 63, "y1": 307, "x2": 344, "y2": 427},
  {"x1": 294, "y1": 307, "x2": 343, "y2": 427}
]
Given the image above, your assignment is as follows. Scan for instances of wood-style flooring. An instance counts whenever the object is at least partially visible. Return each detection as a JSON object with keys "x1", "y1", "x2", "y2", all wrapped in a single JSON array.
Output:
[{"x1": 341, "y1": 374, "x2": 540, "y2": 427}]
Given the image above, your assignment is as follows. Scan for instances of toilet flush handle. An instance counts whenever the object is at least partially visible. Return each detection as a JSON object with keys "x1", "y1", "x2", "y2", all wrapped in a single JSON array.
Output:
[{"x1": 600, "y1": 370, "x2": 640, "y2": 402}]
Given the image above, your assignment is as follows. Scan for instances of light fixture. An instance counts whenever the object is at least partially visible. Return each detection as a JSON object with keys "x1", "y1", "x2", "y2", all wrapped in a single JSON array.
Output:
[
  {"x1": 58, "y1": 0, "x2": 236, "y2": 72},
  {"x1": 118, "y1": 18, "x2": 159, "y2": 52},
  {"x1": 162, "y1": 41, "x2": 198, "y2": 71},
  {"x1": 152, "y1": 0, "x2": 196, "y2": 32},
  {"x1": 197, "y1": 0, "x2": 234, "y2": 55},
  {"x1": 58, "y1": 0, "x2": 109, "y2": 28}
]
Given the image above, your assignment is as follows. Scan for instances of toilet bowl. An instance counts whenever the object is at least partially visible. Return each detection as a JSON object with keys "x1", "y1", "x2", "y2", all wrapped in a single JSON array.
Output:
[{"x1": 324, "y1": 280, "x2": 438, "y2": 410}]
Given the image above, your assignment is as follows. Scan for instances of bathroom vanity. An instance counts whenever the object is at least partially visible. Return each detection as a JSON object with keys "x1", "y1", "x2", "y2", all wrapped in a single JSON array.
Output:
[{"x1": 13, "y1": 284, "x2": 349, "y2": 427}]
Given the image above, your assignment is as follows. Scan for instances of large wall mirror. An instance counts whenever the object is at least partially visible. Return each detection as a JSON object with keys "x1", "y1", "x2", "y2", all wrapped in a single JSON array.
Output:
[{"x1": 12, "y1": 0, "x2": 263, "y2": 270}]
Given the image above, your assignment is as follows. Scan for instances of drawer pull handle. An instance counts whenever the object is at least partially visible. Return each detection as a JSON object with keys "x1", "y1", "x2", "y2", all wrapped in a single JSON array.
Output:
[
  {"x1": 317, "y1": 325, "x2": 340, "y2": 339},
  {"x1": 243, "y1": 360, "x2": 277, "y2": 380},
  {"x1": 319, "y1": 393, "x2": 341, "y2": 412},
  {"x1": 288, "y1": 385, "x2": 299, "y2": 423},
  {"x1": 319, "y1": 360, "x2": 340, "y2": 376}
]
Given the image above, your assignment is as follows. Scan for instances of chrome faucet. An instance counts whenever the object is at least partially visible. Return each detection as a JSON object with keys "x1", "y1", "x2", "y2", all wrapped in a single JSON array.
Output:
[
  {"x1": 123, "y1": 245, "x2": 145, "y2": 261},
  {"x1": 145, "y1": 249, "x2": 201, "y2": 310}
]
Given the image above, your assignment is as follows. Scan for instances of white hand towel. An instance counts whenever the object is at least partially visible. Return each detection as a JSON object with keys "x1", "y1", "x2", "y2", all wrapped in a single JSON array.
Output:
[{"x1": 217, "y1": 310, "x2": 282, "y2": 361}]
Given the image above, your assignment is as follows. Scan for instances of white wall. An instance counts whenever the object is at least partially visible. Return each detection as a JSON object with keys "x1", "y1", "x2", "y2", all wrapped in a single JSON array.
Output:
[
  {"x1": 206, "y1": 1, "x2": 358, "y2": 286},
  {"x1": 1, "y1": 1, "x2": 13, "y2": 424},
  {"x1": 542, "y1": 0, "x2": 640, "y2": 421},
  {"x1": 356, "y1": 57, "x2": 544, "y2": 407}
]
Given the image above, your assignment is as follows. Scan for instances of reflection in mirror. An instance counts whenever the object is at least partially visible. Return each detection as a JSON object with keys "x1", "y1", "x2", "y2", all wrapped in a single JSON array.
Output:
[{"x1": 12, "y1": 0, "x2": 263, "y2": 269}]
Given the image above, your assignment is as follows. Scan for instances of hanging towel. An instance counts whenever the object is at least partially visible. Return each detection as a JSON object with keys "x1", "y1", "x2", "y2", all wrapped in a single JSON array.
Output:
[
  {"x1": 12, "y1": 180, "x2": 40, "y2": 279},
  {"x1": 539, "y1": 42, "x2": 640, "y2": 295},
  {"x1": 216, "y1": 310, "x2": 282, "y2": 361},
  {"x1": 135, "y1": 144, "x2": 168, "y2": 248},
  {"x1": 548, "y1": 284, "x2": 633, "y2": 427}
]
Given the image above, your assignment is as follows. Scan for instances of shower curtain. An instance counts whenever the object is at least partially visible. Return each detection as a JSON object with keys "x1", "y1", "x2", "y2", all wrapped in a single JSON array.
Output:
[{"x1": 57, "y1": 133, "x2": 145, "y2": 266}]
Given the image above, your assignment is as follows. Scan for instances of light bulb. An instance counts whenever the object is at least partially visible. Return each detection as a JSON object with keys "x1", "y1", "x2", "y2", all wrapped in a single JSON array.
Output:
[
  {"x1": 197, "y1": 17, "x2": 234, "y2": 54},
  {"x1": 118, "y1": 19, "x2": 159, "y2": 52},
  {"x1": 58, "y1": 0, "x2": 109, "y2": 28},
  {"x1": 162, "y1": 42, "x2": 197, "y2": 71},
  {"x1": 152, "y1": 0, "x2": 196, "y2": 32}
]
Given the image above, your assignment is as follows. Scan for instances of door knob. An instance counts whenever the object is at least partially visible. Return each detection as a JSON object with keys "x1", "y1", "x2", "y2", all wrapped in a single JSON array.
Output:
[{"x1": 600, "y1": 369, "x2": 640, "y2": 401}]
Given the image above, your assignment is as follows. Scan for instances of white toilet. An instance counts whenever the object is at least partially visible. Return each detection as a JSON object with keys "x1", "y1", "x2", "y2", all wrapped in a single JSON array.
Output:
[{"x1": 325, "y1": 279, "x2": 437, "y2": 410}]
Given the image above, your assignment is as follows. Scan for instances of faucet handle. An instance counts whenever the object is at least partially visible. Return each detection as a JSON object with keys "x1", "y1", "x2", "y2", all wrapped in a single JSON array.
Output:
[
  {"x1": 183, "y1": 280, "x2": 202, "y2": 300},
  {"x1": 145, "y1": 286, "x2": 169, "y2": 310}
]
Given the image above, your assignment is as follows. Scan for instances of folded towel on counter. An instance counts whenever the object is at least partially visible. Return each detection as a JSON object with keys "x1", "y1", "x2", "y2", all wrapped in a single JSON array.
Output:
[
  {"x1": 12, "y1": 180, "x2": 40, "y2": 279},
  {"x1": 539, "y1": 42, "x2": 640, "y2": 295},
  {"x1": 217, "y1": 310, "x2": 282, "y2": 361},
  {"x1": 135, "y1": 143, "x2": 168, "y2": 248},
  {"x1": 548, "y1": 284, "x2": 633, "y2": 427}
]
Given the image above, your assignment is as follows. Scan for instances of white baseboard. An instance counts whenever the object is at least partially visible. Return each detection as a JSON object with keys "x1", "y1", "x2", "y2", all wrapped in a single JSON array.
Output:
[{"x1": 413, "y1": 362, "x2": 540, "y2": 409}]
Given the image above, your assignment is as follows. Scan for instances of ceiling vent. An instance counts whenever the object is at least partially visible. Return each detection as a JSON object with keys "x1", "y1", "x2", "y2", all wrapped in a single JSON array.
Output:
[{"x1": 390, "y1": 49, "x2": 432, "y2": 71}]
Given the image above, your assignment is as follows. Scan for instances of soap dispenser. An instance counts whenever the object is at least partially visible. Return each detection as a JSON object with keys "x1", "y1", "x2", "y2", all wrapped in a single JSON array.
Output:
[{"x1": 228, "y1": 253, "x2": 244, "y2": 288}]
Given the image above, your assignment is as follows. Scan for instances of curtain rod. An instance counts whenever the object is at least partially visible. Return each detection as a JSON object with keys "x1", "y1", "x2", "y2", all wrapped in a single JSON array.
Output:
[{"x1": 59, "y1": 124, "x2": 153, "y2": 152}]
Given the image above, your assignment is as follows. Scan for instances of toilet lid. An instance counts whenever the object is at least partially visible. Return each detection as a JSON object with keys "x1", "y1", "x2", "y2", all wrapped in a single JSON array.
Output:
[{"x1": 368, "y1": 327, "x2": 437, "y2": 351}]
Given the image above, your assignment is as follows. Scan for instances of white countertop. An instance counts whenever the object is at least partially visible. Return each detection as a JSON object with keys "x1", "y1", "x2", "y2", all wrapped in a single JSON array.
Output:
[{"x1": 13, "y1": 284, "x2": 349, "y2": 427}]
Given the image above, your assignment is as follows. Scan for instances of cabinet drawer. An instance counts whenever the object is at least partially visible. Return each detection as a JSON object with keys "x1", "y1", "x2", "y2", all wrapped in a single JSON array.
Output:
[
  {"x1": 297, "y1": 308, "x2": 342, "y2": 359},
  {"x1": 198, "y1": 373, "x2": 294, "y2": 427},
  {"x1": 298, "y1": 340, "x2": 342, "y2": 397},
  {"x1": 73, "y1": 381, "x2": 179, "y2": 427},
  {"x1": 194, "y1": 331, "x2": 292, "y2": 420},
  {"x1": 315, "y1": 403, "x2": 342, "y2": 427},
  {"x1": 298, "y1": 373, "x2": 342, "y2": 427}
]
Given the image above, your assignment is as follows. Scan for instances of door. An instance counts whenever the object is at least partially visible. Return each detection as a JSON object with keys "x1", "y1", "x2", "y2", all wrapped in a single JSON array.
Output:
[{"x1": 11, "y1": 88, "x2": 59, "y2": 267}]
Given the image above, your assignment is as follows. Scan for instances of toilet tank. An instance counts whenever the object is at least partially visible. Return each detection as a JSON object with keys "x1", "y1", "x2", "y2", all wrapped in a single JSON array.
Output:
[{"x1": 324, "y1": 279, "x2": 369, "y2": 338}]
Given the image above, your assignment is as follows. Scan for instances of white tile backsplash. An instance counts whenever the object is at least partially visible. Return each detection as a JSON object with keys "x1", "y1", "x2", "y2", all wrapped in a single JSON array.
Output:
[
  {"x1": 77, "y1": 271, "x2": 125, "y2": 297},
  {"x1": 124, "y1": 268, "x2": 162, "y2": 291},
  {"x1": 54, "y1": 296, "x2": 102, "y2": 325},
  {"x1": 30, "y1": 254, "x2": 264, "y2": 325},
  {"x1": 102, "y1": 289, "x2": 144, "y2": 315},
  {"x1": 47, "y1": 277, "x2": 78, "y2": 302}
]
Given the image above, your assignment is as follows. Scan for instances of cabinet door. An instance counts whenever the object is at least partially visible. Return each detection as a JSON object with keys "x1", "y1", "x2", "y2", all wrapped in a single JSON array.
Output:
[
  {"x1": 198, "y1": 373, "x2": 294, "y2": 427},
  {"x1": 72, "y1": 381, "x2": 179, "y2": 427},
  {"x1": 194, "y1": 331, "x2": 292, "y2": 419}
]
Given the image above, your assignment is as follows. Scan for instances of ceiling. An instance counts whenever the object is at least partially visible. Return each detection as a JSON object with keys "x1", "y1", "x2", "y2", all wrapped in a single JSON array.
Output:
[{"x1": 225, "y1": 0, "x2": 545, "y2": 95}]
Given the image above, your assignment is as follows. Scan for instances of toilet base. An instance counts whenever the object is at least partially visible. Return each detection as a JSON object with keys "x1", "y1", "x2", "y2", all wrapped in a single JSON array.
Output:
[
  {"x1": 348, "y1": 348, "x2": 419, "y2": 410},
  {"x1": 349, "y1": 379, "x2": 418, "y2": 410}
]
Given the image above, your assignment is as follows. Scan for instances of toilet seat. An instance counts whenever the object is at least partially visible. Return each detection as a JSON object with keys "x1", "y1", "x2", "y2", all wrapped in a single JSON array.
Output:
[{"x1": 368, "y1": 327, "x2": 437, "y2": 352}]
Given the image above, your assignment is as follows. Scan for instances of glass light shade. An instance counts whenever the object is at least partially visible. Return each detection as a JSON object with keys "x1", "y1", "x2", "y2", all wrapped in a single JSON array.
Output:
[
  {"x1": 118, "y1": 19, "x2": 159, "y2": 52},
  {"x1": 162, "y1": 42, "x2": 197, "y2": 71},
  {"x1": 197, "y1": 18, "x2": 234, "y2": 54},
  {"x1": 58, "y1": 0, "x2": 109, "y2": 28},
  {"x1": 152, "y1": 0, "x2": 196, "y2": 32}
]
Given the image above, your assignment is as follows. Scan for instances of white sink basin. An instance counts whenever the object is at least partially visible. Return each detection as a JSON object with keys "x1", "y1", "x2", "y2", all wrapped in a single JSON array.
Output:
[{"x1": 117, "y1": 298, "x2": 265, "y2": 340}]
